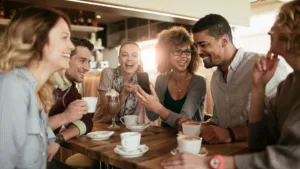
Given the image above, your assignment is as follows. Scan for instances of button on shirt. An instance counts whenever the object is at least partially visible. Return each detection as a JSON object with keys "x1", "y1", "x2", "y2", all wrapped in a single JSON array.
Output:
[{"x1": 208, "y1": 48, "x2": 291, "y2": 127}]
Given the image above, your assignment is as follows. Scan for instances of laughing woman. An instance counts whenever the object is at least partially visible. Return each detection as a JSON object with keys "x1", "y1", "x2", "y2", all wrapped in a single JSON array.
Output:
[
  {"x1": 0, "y1": 7, "x2": 74, "y2": 169},
  {"x1": 93, "y1": 41, "x2": 144, "y2": 123},
  {"x1": 136, "y1": 26, "x2": 206, "y2": 128}
]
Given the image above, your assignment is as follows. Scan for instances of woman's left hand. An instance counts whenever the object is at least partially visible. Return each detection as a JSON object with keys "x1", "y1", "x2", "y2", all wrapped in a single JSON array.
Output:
[
  {"x1": 47, "y1": 142, "x2": 60, "y2": 162},
  {"x1": 161, "y1": 152, "x2": 210, "y2": 169},
  {"x1": 136, "y1": 84, "x2": 163, "y2": 113}
]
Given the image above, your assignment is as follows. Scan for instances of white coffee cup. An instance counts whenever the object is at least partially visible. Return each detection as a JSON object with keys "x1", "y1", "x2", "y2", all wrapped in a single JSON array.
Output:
[
  {"x1": 82, "y1": 97, "x2": 98, "y2": 113},
  {"x1": 120, "y1": 132, "x2": 141, "y2": 152},
  {"x1": 182, "y1": 121, "x2": 201, "y2": 136},
  {"x1": 177, "y1": 135, "x2": 202, "y2": 154},
  {"x1": 120, "y1": 115, "x2": 138, "y2": 127}
]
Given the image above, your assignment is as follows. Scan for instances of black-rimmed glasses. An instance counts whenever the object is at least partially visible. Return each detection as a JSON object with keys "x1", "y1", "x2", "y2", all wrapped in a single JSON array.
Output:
[{"x1": 171, "y1": 49, "x2": 193, "y2": 56}]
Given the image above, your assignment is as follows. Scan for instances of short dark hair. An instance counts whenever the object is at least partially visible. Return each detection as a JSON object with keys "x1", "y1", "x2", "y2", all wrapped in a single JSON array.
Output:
[
  {"x1": 71, "y1": 37, "x2": 94, "y2": 56},
  {"x1": 191, "y1": 14, "x2": 233, "y2": 42}
]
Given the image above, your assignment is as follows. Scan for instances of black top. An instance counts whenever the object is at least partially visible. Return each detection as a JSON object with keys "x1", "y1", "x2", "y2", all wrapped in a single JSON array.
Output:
[{"x1": 162, "y1": 88, "x2": 187, "y2": 127}]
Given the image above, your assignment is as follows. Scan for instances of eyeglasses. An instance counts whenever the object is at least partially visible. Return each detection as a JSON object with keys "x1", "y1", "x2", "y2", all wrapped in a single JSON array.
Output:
[{"x1": 171, "y1": 49, "x2": 193, "y2": 56}]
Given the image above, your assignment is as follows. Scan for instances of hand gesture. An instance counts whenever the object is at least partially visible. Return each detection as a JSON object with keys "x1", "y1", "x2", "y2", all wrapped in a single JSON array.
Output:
[
  {"x1": 201, "y1": 125, "x2": 231, "y2": 144},
  {"x1": 64, "y1": 100, "x2": 88, "y2": 123},
  {"x1": 252, "y1": 50, "x2": 279, "y2": 88},
  {"x1": 136, "y1": 84, "x2": 162, "y2": 113}
]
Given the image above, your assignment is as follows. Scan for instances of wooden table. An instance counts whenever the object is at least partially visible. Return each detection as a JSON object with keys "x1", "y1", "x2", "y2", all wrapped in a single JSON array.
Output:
[{"x1": 63, "y1": 123, "x2": 249, "y2": 169}]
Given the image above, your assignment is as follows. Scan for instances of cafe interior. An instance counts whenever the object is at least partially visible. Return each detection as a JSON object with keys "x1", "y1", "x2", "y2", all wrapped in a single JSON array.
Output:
[{"x1": 0, "y1": 0, "x2": 297, "y2": 169}]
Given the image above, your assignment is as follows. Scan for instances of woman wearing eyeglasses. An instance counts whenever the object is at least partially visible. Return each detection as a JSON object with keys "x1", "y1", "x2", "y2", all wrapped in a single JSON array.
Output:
[{"x1": 136, "y1": 26, "x2": 206, "y2": 128}]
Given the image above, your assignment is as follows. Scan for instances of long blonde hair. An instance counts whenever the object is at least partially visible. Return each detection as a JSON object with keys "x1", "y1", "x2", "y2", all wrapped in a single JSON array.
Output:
[
  {"x1": 0, "y1": 7, "x2": 71, "y2": 112},
  {"x1": 274, "y1": 0, "x2": 300, "y2": 54}
]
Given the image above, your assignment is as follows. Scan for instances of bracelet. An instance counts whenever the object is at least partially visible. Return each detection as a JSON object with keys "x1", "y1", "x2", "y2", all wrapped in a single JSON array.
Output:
[
  {"x1": 227, "y1": 128, "x2": 235, "y2": 142},
  {"x1": 54, "y1": 134, "x2": 65, "y2": 146}
]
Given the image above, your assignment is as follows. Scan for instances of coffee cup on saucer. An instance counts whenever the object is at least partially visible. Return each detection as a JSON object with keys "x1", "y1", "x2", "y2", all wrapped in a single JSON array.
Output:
[
  {"x1": 120, "y1": 115, "x2": 138, "y2": 127},
  {"x1": 120, "y1": 132, "x2": 141, "y2": 152},
  {"x1": 177, "y1": 135, "x2": 202, "y2": 154}
]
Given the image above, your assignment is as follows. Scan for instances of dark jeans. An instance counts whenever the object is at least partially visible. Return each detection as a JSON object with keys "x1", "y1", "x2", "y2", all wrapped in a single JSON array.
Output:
[{"x1": 47, "y1": 160, "x2": 75, "y2": 169}]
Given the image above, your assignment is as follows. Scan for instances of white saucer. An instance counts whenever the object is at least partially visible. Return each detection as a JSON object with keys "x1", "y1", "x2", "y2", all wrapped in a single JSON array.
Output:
[
  {"x1": 127, "y1": 124, "x2": 150, "y2": 132},
  {"x1": 86, "y1": 131, "x2": 114, "y2": 140},
  {"x1": 114, "y1": 144, "x2": 149, "y2": 158},
  {"x1": 170, "y1": 147, "x2": 208, "y2": 156}
]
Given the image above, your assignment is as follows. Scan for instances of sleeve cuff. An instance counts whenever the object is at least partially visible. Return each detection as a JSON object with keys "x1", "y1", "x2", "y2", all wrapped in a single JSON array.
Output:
[
  {"x1": 164, "y1": 112, "x2": 184, "y2": 128},
  {"x1": 46, "y1": 127, "x2": 56, "y2": 144},
  {"x1": 206, "y1": 118, "x2": 219, "y2": 125},
  {"x1": 72, "y1": 120, "x2": 87, "y2": 136}
]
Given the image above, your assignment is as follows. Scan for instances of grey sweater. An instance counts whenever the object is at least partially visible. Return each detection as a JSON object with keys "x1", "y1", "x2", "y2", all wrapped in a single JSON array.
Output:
[
  {"x1": 235, "y1": 71, "x2": 300, "y2": 169},
  {"x1": 146, "y1": 73, "x2": 206, "y2": 128}
]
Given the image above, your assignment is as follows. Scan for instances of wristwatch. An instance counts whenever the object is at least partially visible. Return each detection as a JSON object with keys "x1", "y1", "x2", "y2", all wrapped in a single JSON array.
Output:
[
  {"x1": 54, "y1": 134, "x2": 65, "y2": 146},
  {"x1": 209, "y1": 154, "x2": 224, "y2": 169}
]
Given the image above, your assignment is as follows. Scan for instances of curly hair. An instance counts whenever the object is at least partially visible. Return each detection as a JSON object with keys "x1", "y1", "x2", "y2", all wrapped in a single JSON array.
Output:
[
  {"x1": 274, "y1": 0, "x2": 300, "y2": 54},
  {"x1": 156, "y1": 26, "x2": 199, "y2": 74},
  {"x1": 0, "y1": 7, "x2": 71, "y2": 112}
]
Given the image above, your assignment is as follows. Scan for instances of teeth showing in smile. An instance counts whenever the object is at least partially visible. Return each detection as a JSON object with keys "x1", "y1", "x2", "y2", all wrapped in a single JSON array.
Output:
[
  {"x1": 178, "y1": 61, "x2": 187, "y2": 66},
  {"x1": 63, "y1": 54, "x2": 70, "y2": 58}
]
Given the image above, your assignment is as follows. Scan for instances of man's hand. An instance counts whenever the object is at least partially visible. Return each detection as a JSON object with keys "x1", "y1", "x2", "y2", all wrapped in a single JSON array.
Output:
[
  {"x1": 47, "y1": 142, "x2": 60, "y2": 162},
  {"x1": 201, "y1": 125, "x2": 231, "y2": 144},
  {"x1": 63, "y1": 100, "x2": 88, "y2": 123}
]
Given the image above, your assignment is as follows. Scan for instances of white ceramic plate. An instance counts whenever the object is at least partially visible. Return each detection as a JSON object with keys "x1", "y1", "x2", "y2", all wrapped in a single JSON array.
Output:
[
  {"x1": 114, "y1": 144, "x2": 149, "y2": 158},
  {"x1": 86, "y1": 131, "x2": 114, "y2": 140},
  {"x1": 170, "y1": 147, "x2": 208, "y2": 156}
]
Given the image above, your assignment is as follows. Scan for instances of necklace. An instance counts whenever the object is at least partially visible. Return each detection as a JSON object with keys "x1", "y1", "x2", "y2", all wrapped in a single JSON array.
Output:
[{"x1": 173, "y1": 72, "x2": 189, "y2": 93}]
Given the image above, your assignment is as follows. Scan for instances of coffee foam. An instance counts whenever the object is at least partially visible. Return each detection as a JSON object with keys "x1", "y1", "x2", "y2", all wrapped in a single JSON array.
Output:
[
  {"x1": 177, "y1": 135, "x2": 200, "y2": 141},
  {"x1": 183, "y1": 121, "x2": 201, "y2": 126}
]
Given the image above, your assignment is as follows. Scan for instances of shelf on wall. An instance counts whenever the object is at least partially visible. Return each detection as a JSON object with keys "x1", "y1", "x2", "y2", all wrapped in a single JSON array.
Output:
[{"x1": 0, "y1": 19, "x2": 104, "y2": 33}]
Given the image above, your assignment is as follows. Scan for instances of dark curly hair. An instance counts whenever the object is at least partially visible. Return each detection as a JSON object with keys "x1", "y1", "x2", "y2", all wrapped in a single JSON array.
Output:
[{"x1": 156, "y1": 26, "x2": 199, "y2": 74}]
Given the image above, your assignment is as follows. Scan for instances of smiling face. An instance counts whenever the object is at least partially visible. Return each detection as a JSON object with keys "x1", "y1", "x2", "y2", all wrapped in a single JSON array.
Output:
[
  {"x1": 42, "y1": 18, "x2": 75, "y2": 71},
  {"x1": 66, "y1": 46, "x2": 91, "y2": 83},
  {"x1": 193, "y1": 30, "x2": 226, "y2": 69},
  {"x1": 118, "y1": 43, "x2": 140, "y2": 76},
  {"x1": 169, "y1": 45, "x2": 192, "y2": 72}
]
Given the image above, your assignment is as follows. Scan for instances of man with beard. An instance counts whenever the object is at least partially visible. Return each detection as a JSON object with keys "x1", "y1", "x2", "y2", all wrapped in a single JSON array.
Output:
[
  {"x1": 47, "y1": 37, "x2": 94, "y2": 167},
  {"x1": 190, "y1": 14, "x2": 291, "y2": 144}
]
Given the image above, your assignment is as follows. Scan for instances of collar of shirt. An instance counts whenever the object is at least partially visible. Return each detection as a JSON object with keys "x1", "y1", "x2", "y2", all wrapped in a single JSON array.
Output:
[
  {"x1": 229, "y1": 48, "x2": 245, "y2": 72},
  {"x1": 18, "y1": 67, "x2": 37, "y2": 89},
  {"x1": 54, "y1": 71, "x2": 72, "y2": 91}
]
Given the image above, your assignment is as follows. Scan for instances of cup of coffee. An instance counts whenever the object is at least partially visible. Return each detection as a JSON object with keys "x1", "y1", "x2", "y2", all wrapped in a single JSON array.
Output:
[
  {"x1": 120, "y1": 115, "x2": 138, "y2": 127},
  {"x1": 120, "y1": 132, "x2": 141, "y2": 152},
  {"x1": 82, "y1": 97, "x2": 98, "y2": 113},
  {"x1": 182, "y1": 121, "x2": 201, "y2": 136},
  {"x1": 177, "y1": 135, "x2": 202, "y2": 154}
]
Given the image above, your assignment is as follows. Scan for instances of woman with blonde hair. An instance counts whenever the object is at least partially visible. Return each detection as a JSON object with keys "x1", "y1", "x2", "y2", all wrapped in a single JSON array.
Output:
[
  {"x1": 93, "y1": 41, "x2": 144, "y2": 123},
  {"x1": 136, "y1": 26, "x2": 206, "y2": 128},
  {"x1": 0, "y1": 7, "x2": 78, "y2": 169},
  {"x1": 161, "y1": 1, "x2": 300, "y2": 169}
]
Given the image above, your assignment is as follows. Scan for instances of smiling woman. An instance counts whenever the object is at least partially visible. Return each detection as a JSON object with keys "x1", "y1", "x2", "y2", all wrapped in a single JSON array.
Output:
[
  {"x1": 0, "y1": 6, "x2": 74, "y2": 169},
  {"x1": 93, "y1": 41, "x2": 145, "y2": 123},
  {"x1": 136, "y1": 26, "x2": 207, "y2": 129}
]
